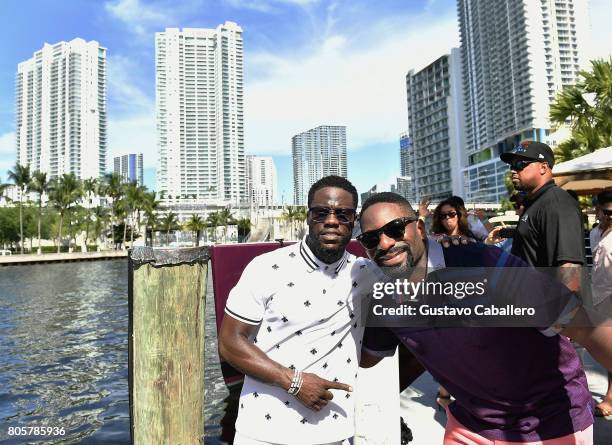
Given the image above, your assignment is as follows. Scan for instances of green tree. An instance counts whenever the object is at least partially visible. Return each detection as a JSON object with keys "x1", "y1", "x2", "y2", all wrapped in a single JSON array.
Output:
[
  {"x1": 206, "y1": 212, "x2": 221, "y2": 242},
  {"x1": 184, "y1": 214, "x2": 206, "y2": 246},
  {"x1": 82, "y1": 178, "x2": 98, "y2": 250},
  {"x1": 237, "y1": 217, "x2": 251, "y2": 242},
  {"x1": 550, "y1": 57, "x2": 612, "y2": 162},
  {"x1": 142, "y1": 191, "x2": 160, "y2": 247},
  {"x1": 0, "y1": 207, "x2": 20, "y2": 248},
  {"x1": 102, "y1": 173, "x2": 123, "y2": 249},
  {"x1": 49, "y1": 173, "x2": 82, "y2": 253},
  {"x1": 29, "y1": 171, "x2": 50, "y2": 254},
  {"x1": 218, "y1": 208, "x2": 234, "y2": 242},
  {"x1": 161, "y1": 212, "x2": 179, "y2": 246},
  {"x1": 7, "y1": 163, "x2": 31, "y2": 254},
  {"x1": 92, "y1": 205, "x2": 110, "y2": 248},
  {"x1": 281, "y1": 206, "x2": 299, "y2": 239}
]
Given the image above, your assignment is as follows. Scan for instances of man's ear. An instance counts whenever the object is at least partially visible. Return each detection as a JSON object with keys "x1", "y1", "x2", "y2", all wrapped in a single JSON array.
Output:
[{"x1": 417, "y1": 219, "x2": 427, "y2": 240}]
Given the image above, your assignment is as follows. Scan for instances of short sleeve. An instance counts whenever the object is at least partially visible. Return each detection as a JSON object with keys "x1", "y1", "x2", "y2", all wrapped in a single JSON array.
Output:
[
  {"x1": 542, "y1": 203, "x2": 584, "y2": 265},
  {"x1": 362, "y1": 327, "x2": 399, "y2": 357},
  {"x1": 224, "y1": 257, "x2": 269, "y2": 325}
]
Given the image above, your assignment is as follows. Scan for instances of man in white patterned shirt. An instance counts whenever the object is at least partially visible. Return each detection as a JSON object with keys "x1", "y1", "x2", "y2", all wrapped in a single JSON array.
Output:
[{"x1": 219, "y1": 176, "x2": 384, "y2": 445}]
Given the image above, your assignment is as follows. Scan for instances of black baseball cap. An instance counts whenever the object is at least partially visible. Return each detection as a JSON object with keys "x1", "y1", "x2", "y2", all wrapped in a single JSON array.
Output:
[{"x1": 500, "y1": 140, "x2": 555, "y2": 167}]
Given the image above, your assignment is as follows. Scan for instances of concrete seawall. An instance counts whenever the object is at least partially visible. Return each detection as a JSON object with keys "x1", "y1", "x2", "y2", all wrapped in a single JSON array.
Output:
[{"x1": 0, "y1": 250, "x2": 128, "y2": 266}]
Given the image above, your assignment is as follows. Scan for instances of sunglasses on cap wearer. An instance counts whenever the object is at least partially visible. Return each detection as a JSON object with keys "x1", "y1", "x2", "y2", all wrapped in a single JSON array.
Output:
[
  {"x1": 439, "y1": 210, "x2": 458, "y2": 220},
  {"x1": 357, "y1": 216, "x2": 418, "y2": 249},
  {"x1": 603, "y1": 208, "x2": 612, "y2": 216},
  {"x1": 308, "y1": 207, "x2": 357, "y2": 224},
  {"x1": 509, "y1": 159, "x2": 540, "y2": 171}
]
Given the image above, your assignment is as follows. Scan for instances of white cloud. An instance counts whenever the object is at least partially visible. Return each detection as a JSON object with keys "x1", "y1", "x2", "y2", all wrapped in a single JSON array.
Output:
[
  {"x1": 107, "y1": 55, "x2": 154, "y2": 113},
  {"x1": 107, "y1": 112, "x2": 157, "y2": 169},
  {"x1": 0, "y1": 132, "x2": 15, "y2": 155},
  {"x1": 244, "y1": 10, "x2": 459, "y2": 155},
  {"x1": 105, "y1": 0, "x2": 169, "y2": 36}
]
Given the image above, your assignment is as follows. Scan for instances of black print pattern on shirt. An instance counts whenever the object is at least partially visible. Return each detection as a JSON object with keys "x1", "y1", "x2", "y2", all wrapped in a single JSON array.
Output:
[
  {"x1": 352, "y1": 281, "x2": 358, "y2": 287},
  {"x1": 333, "y1": 413, "x2": 339, "y2": 419},
  {"x1": 287, "y1": 282, "x2": 295, "y2": 287},
  {"x1": 267, "y1": 326, "x2": 272, "y2": 332},
  {"x1": 304, "y1": 300, "x2": 311, "y2": 307},
  {"x1": 289, "y1": 252, "x2": 296, "y2": 258},
  {"x1": 300, "y1": 418, "x2": 308, "y2": 424},
  {"x1": 310, "y1": 348, "x2": 317, "y2": 355},
  {"x1": 272, "y1": 264, "x2": 279, "y2": 270},
  {"x1": 282, "y1": 316, "x2": 288, "y2": 322},
  {"x1": 337, "y1": 300, "x2": 343, "y2": 306},
  {"x1": 295, "y1": 330, "x2": 302, "y2": 335},
  {"x1": 265, "y1": 414, "x2": 271, "y2": 420}
]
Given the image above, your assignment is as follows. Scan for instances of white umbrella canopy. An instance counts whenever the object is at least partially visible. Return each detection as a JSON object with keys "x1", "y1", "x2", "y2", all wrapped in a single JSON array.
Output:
[{"x1": 553, "y1": 146, "x2": 612, "y2": 194}]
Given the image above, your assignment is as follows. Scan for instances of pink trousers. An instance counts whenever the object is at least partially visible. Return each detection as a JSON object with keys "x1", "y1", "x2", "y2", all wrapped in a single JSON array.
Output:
[{"x1": 443, "y1": 410, "x2": 593, "y2": 445}]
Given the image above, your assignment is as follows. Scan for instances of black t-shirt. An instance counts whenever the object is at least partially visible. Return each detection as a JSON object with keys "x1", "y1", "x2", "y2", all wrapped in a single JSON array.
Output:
[{"x1": 511, "y1": 180, "x2": 585, "y2": 267}]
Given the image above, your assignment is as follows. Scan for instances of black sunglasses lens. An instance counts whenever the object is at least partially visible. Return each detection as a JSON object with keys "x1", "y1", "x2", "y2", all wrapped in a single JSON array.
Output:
[
  {"x1": 383, "y1": 219, "x2": 408, "y2": 239},
  {"x1": 311, "y1": 208, "x2": 330, "y2": 221},
  {"x1": 359, "y1": 233, "x2": 380, "y2": 249}
]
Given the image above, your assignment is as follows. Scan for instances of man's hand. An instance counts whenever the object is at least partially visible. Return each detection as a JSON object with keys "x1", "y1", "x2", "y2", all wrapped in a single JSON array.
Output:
[
  {"x1": 485, "y1": 226, "x2": 506, "y2": 245},
  {"x1": 419, "y1": 197, "x2": 431, "y2": 219},
  {"x1": 295, "y1": 372, "x2": 352, "y2": 411}
]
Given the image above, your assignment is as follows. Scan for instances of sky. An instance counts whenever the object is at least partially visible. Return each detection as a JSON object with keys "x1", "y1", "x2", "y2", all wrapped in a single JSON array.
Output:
[{"x1": 1, "y1": 0, "x2": 611, "y2": 204}]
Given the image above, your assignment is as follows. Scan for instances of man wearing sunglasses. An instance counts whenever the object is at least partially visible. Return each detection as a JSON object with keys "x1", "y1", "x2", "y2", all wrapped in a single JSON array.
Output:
[
  {"x1": 219, "y1": 175, "x2": 384, "y2": 445},
  {"x1": 499, "y1": 141, "x2": 585, "y2": 292},
  {"x1": 357, "y1": 192, "x2": 612, "y2": 445}
]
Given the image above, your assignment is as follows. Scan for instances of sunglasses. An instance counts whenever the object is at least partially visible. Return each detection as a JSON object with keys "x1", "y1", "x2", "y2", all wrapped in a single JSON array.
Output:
[
  {"x1": 603, "y1": 209, "x2": 612, "y2": 216},
  {"x1": 357, "y1": 216, "x2": 418, "y2": 249},
  {"x1": 439, "y1": 211, "x2": 458, "y2": 220},
  {"x1": 309, "y1": 207, "x2": 356, "y2": 224},
  {"x1": 509, "y1": 160, "x2": 538, "y2": 171}
]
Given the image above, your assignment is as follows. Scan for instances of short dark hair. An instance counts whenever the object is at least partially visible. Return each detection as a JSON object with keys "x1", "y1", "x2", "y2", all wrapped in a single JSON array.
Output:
[
  {"x1": 597, "y1": 190, "x2": 612, "y2": 206},
  {"x1": 308, "y1": 175, "x2": 359, "y2": 208},
  {"x1": 361, "y1": 192, "x2": 414, "y2": 217}
]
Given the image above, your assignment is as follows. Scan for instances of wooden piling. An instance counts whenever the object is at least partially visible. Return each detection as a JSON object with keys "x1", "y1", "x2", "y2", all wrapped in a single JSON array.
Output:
[{"x1": 129, "y1": 246, "x2": 209, "y2": 445}]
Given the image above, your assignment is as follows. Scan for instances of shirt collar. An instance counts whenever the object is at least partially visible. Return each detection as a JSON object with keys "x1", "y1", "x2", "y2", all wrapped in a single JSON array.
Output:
[{"x1": 299, "y1": 236, "x2": 350, "y2": 274}]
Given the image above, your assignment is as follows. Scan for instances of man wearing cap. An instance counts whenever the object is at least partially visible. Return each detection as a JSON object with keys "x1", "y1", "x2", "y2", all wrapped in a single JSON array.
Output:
[{"x1": 500, "y1": 141, "x2": 585, "y2": 291}]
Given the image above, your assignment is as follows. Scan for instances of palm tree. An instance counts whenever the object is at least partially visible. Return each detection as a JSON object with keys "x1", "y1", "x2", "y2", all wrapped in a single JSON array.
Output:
[
  {"x1": 550, "y1": 57, "x2": 612, "y2": 161},
  {"x1": 81, "y1": 178, "x2": 98, "y2": 251},
  {"x1": 7, "y1": 163, "x2": 31, "y2": 254},
  {"x1": 237, "y1": 217, "x2": 251, "y2": 242},
  {"x1": 281, "y1": 206, "x2": 298, "y2": 240},
  {"x1": 218, "y1": 208, "x2": 234, "y2": 242},
  {"x1": 92, "y1": 205, "x2": 110, "y2": 250},
  {"x1": 49, "y1": 173, "x2": 82, "y2": 253},
  {"x1": 161, "y1": 212, "x2": 179, "y2": 246},
  {"x1": 29, "y1": 171, "x2": 50, "y2": 254},
  {"x1": 184, "y1": 214, "x2": 206, "y2": 246},
  {"x1": 143, "y1": 191, "x2": 160, "y2": 246},
  {"x1": 206, "y1": 212, "x2": 221, "y2": 243},
  {"x1": 293, "y1": 206, "x2": 307, "y2": 238},
  {"x1": 102, "y1": 173, "x2": 123, "y2": 249},
  {"x1": 124, "y1": 182, "x2": 144, "y2": 249}
]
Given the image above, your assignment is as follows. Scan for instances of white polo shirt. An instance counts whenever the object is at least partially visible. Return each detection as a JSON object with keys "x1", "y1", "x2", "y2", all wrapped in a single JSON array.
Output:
[{"x1": 224, "y1": 238, "x2": 384, "y2": 444}]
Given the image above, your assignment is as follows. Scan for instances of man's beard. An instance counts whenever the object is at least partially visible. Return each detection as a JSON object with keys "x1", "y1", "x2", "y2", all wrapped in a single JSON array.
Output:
[
  {"x1": 375, "y1": 242, "x2": 415, "y2": 279},
  {"x1": 306, "y1": 233, "x2": 351, "y2": 264}
]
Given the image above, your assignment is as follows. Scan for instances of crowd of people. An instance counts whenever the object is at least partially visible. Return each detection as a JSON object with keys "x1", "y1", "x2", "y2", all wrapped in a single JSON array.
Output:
[{"x1": 218, "y1": 140, "x2": 611, "y2": 445}]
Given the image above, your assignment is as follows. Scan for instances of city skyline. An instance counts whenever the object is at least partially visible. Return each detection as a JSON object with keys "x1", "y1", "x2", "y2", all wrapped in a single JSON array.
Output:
[{"x1": 0, "y1": 1, "x2": 611, "y2": 203}]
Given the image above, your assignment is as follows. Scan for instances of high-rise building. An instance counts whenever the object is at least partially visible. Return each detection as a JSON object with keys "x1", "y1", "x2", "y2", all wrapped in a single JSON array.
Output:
[
  {"x1": 399, "y1": 132, "x2": 416, "y2": 203},
  {"x1": 156, "y1": 23, "x2": 244, "y2": 204},
  {"x1": 406, "y1": 49, "x2": 466, "y2": 202},
  {"x1": 16, "y1": 38, "x2": 107, "y2": 179},
  {"x1": 292, "y1": 125, "x2": 347, "y2": 206},
  {"x1": 458, "y1": 0, "x2": 589, "y2": 203},
  {"x1": 114, "y1": 153, "x2": 144, "y2": 186},
  {"x1": 246, "y1": 155, "x2": 277, "y2": 207}
]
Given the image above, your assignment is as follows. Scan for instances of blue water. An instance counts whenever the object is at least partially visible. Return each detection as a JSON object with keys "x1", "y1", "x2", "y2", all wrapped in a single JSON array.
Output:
[{"x1": 0, "y1": 260, "x2": 228, "y2": 444}]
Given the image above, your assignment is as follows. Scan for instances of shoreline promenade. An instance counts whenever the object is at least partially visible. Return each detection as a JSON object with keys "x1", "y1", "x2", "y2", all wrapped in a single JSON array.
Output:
[{"x1": 0, "y1": 250, "x2": 127, "y2": 266}]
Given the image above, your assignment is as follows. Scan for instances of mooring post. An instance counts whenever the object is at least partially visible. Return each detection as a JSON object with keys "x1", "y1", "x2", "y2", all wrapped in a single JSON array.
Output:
[{"x1": 128, "y1": 246, "x2": 209, "y2": 445}]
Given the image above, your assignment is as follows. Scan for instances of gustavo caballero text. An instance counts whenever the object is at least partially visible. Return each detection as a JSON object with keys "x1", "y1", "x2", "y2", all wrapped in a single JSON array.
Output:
[{"x1": 372, "y1": 303, "x2": 536, "y2": 317}]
